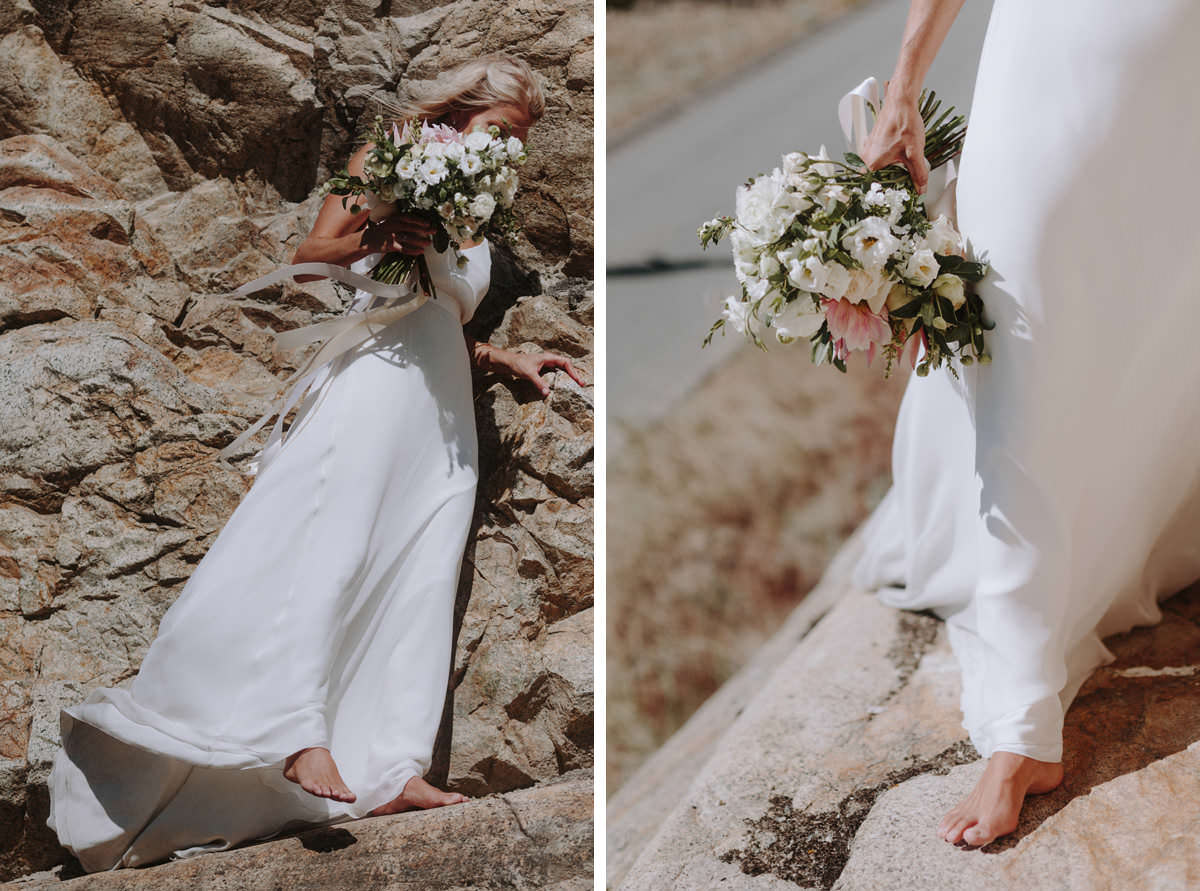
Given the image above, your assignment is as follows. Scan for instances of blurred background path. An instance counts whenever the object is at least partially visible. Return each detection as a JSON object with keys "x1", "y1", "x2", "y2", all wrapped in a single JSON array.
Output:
[
  {"x1": 608, "y1": 0, "x2": 994, "y2": 449},
  {"x1": 606, "y1": 0, "x2": 999, "y2": 793}
]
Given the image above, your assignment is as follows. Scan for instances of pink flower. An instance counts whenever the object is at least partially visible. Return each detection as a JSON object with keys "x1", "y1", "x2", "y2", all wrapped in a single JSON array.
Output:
[
  {"x1": 821, "y1": 297, "x2": 891, "y2": 358},
  {"x1": 418, "y1": 122, "x2": 464, "y2": 144},
  {"x1": 900, "y1": 327, "x2": 928, "y2": 369}
]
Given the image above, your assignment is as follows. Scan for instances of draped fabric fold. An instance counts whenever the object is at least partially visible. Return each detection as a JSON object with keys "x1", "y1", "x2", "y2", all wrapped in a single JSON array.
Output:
[{"x1": 216, "y1": 243, "x2": 488, "y2": 477}]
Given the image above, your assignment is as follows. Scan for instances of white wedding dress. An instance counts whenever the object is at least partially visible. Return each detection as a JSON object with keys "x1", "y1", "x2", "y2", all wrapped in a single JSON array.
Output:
[
  {"x1": 47, "y1": 241, "x2": 491, "y2": 871},
  {"x1": 853, "y1": 0, "x2": 1200, "y2": 763}
]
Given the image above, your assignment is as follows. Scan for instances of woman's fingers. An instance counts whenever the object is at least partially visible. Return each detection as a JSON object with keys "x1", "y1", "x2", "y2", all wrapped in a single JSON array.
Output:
[{"x1": 538, "y1": 354, "x2": 587, "y2": 386}]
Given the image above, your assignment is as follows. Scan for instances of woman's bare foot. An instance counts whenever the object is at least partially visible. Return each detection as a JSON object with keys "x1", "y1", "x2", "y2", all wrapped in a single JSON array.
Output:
[
  {"x1": 938, "y1": 751, "x2": 1063, "y2": 846},
  {"x1": 283, "y1": 747, "x2": 357, "y2": 803},
  {"x1": 367, "y1": 776, "x2": 469, "y2": 816}
]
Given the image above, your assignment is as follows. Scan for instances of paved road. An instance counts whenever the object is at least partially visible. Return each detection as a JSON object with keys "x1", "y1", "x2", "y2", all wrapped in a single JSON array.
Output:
[{"x1": 607, "y1": 0, "x2": 995, "y2": 448}]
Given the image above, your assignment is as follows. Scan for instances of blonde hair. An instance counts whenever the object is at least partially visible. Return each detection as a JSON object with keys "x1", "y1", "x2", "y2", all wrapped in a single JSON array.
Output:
[{"x1": 380, "y1": 54, "x2": 545, "y2": 127}]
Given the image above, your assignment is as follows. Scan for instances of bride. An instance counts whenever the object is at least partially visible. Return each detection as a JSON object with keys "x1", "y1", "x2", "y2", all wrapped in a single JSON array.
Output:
[
  {"x1": 853, "y1": 0, "x2": 1200, "y2": 847},
  {"x1": 47, "y1": 52, "x2": 585, "y2": 871}
]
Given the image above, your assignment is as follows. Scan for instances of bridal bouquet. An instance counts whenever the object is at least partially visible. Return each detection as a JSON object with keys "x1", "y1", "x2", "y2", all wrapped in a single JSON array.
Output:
[
  {"x1": 699, "y1": 87, "x2": 991, "y2": 378},
  {"x1": 321, "y1": 115, "x2": 527, "y2": 295}
]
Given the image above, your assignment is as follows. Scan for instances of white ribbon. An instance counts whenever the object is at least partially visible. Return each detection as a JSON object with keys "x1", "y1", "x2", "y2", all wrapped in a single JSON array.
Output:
[
  {"x1": 838, "y1": 76, "x2": 959, "y2": 224},
  {"x1": 215, "y1": 261, "x2": 439, "y2": 477}
]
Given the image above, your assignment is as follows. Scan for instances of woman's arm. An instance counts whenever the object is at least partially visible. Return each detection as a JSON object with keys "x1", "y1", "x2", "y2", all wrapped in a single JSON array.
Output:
[
  {"x1": 861, "y1": 0, "x2": 966, "y2": 193},
  {"x1": 464, "y1": 333, "x2": 586, "y2": 398},
  {"x1": 290, "y1": 142, "x2": 435, "y2": 282}
]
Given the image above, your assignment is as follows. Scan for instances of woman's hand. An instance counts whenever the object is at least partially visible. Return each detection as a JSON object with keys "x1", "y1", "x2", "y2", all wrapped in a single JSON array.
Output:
[
  {"x1": 468, "y1": 338, "x2": 587, "y2": 397},
  {"x1": 860, "y1": 82, "x2": 930, "y2": 193},
  {"x1": 360, "y1": 214, "x2": 437, "y2": 256}
]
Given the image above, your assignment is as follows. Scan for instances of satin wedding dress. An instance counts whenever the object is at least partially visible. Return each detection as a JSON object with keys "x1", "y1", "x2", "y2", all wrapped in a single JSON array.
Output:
[
  {"x1": 853, "y1": 0, "x2": 1200, "y2": 763},
  {"x1": 47, "y1": 241, "x2": 491, "y2": 871}
]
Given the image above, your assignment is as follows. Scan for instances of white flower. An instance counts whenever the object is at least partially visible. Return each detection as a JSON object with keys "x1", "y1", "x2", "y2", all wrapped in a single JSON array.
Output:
[
  {"x1": 730, "y1": 229, "x2": 759, "y2": 284},
  {"x1": 772, "y1": 297, "x2": 825, "y2": 342},
  {"x1": 470, "y1": 192, "x2": 497, "y2": 220},
  {"x1": 845, "y1": 267, "x2": 894, "y2": 314},
  {"x1": 810, "y1": 144, "x2": 837, "y2": 179},
  {"x1": 759, "y1": 251, "x2": 781, "y2": 279},
  {"x1": 438, "y1": 200, "x2": 456, "y2": 220},
  {"x1": 788, "y1": 256, "x2": 852, "y2": 301},
  {"x1": 395, "y1": 156, "x2": 418, "y2": 178},
  {"x1": 722, "y1": 295, "x2": 758, "y2": 336},
  {"x1": 786, "y1": 255, "x2": 830, "y2": 294},
  {"x1": 821, "y1": 262, "x2": 851, "y2": 301},
  {"x1": 883, "y1": 188, "x2": 908, "y2": 224},
  {"x1": 506, "y1": 136, "x2": 524, "y2": 158},
  {"x1": 927, "y1": 214, "x2": 963, "y2": 255},
  {"x1": 863, "y1": 182, "x2": 888, "y2": 208},
  {"x1": 903, "y1": 248, "x2": 939, "y2": 288},
  {"x1": 419, "y1": 156, "x2": 449, "y2": 185},
  {"x1": 782, "y1": 151, "x2": 809, "y2": 175},
  {"x1": 443, "y1": 142, "x2": 465, "y2": 163},
  {"x1": 841, "y1": 217, "x2": 901, "y2": 272},
  {"x1": 933, "y1": 273, "x2": 967, "y2": 309},
  {"x1": 464, "y1": 130, "x2": 491, "y2": 151},
  {"x1": 820, "y1": 184, "x2": 850, "y2": 212},
  {"x1": 734, "y1": 173, "x2": 790, "y2": 244},
  {"x1": 776, "y1": 243, "x2": 802, "y2": 267}
]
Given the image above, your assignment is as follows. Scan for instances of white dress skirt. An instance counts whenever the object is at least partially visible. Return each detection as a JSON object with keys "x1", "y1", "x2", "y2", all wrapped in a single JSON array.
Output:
[
  {"x1": 852, "y1": 0, "x2": 1200, "y2": 763},
  {"x1": 47, "y1": 241, "x2": 492, "y2": 871}
]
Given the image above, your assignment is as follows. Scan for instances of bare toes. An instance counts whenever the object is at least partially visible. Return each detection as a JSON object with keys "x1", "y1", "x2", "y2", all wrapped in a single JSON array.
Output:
[
  {"x1": 962, "y1": 824, "x2": 992, "y2": 846},
  {"x1": 946, "y1": 818, "x2": 975, "y2": 844}
]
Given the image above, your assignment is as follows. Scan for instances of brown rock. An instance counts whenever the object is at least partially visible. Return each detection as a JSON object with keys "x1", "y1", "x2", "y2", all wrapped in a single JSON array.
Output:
[
  {"x1": 13, "y1": 771, "x2": 593, "y2": 890},
  {"x1": 0, "y1": 2, "x2": 592, "y2": 881}
]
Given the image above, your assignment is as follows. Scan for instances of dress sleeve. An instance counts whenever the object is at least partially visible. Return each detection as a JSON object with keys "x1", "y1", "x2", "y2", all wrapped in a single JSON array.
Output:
[{"x1": 425, "y1": 240, "x2": 492, "y2": 322}]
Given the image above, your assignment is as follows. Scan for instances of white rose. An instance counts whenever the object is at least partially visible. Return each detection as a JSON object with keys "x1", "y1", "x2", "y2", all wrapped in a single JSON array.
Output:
[
  {"x1": 773, "y1": 296, "x2": 825, "y2": 342},
  {"x1": 932, "y1": 273, "x2": 967, "y2": 309},
  {"x1": 903, "y1": 248, "x2": 939, "y2": 288},
  {"x1": 443, "y1": 142, "x2": 465, "y2": 163},
  {"x1": 464, "y1": 130, "x2": 491, "y2": 151},
  {"x1": 845, "y1": 267, "x2": 894, "y2": 314},
  {"x1": 460, "y1": 154, "x2": 483, "y2": 176},
  {"x1": 735, "y1": 174, "x2": 789, "y2": 244},
  {"x1": 782, "y1": 151, "x2": 809, "y2": 175},
  {"x1": 506, "y1": 136, "x2": 524, "y2": 158},
  {"x1": 470, "y1": 192, "x2": 497, "y2": 220},
  {"x1": 927, "y1": 214, "x2": 964, "y2": 255}
]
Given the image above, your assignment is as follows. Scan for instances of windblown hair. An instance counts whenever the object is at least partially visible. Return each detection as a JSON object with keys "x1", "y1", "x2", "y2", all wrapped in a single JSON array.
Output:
[{"x1": 378, "y1": 54, "x2": 546, "y2": 128}]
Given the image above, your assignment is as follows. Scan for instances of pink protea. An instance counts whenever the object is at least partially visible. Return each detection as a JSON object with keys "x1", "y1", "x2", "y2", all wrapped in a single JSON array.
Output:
[
  {"x1": 418, "y1": 122, "x2": 464, "y2": 144},
  {"x1": 820, "y1": 297, "x2": 891, "y2": 359}
]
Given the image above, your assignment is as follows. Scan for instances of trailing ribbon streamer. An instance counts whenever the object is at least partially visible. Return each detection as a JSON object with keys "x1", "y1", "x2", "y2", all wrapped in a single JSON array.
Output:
[
  {"x1": 837, "y1": 76, "x2": 959, "y2": 224},
  {"x1": 215, "y1": 261, "x2": 434, "y2": 477}
]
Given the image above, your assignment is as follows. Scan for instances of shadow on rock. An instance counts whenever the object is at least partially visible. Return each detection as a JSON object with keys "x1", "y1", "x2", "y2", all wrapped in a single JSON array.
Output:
[{"x1": 986, "y1": 583, "x2": 1200, "y2": 853}]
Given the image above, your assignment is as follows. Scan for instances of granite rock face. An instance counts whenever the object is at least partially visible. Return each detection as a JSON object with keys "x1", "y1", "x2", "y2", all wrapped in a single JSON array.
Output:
[
  {"x1": 608, "y1": 528, "x2": 1200, "y2": 890},
  {"x1": 0, "y1": 1, "x2": 592, "y2": 881},
  {"x1": 11, "y1": 770, "x2": 594, "y2": 891}
]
